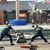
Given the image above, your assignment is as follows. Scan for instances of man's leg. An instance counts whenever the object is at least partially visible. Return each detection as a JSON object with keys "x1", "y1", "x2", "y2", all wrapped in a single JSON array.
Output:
[
  {"x1": 40, "y1": 34, "x2": 49, "y2": 44},
  {"x1": 6, "y1": 33, "x2": 14, "y2": 45},
  {"x1": 31, "y1": 33, "x2": 39, "y2": 42},
  {"x1": 0, "y1": 33, "x2": 5, "y2": 41},
  {"x1": 28, "y1": 33, "x2": 39, "y2": 45}
]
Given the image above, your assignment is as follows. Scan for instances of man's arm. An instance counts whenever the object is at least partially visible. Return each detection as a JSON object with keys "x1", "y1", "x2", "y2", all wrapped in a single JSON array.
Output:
[
  {"x1": 10, "y1": 26, "x2": 16, "y2": 33},
  {"x1": 12, "y1": 29, "x2": 16, "y2": 33}
]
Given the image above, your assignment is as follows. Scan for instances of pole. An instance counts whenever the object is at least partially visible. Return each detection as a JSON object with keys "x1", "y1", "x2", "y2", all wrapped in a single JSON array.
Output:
[{"x1": 16, "y1": 0, "x2": 19, "y2": 19}]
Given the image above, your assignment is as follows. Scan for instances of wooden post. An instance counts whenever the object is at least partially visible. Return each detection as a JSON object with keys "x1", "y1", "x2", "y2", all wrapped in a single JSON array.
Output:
[{"x1": 16, "y1": 0, "x2": 19, "y2": 19}]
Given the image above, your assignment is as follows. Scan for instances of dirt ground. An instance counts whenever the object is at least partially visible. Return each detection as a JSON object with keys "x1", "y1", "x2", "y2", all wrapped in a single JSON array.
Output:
[
  {"x1": 0, "y1": 39, "x2": 50, "y2": 50},
  {"x1": 0, "y1": 43, "x2": 50, "y2": 50}
]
